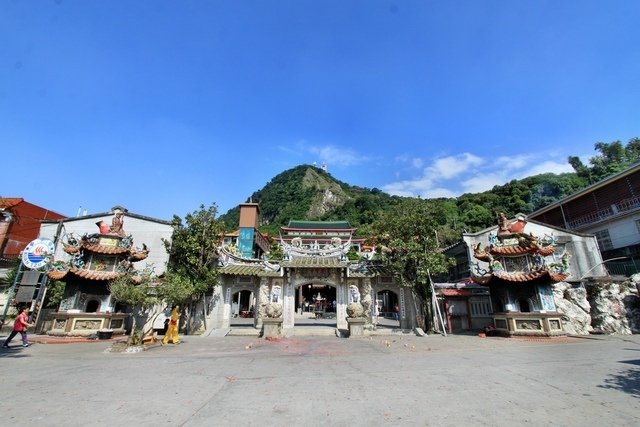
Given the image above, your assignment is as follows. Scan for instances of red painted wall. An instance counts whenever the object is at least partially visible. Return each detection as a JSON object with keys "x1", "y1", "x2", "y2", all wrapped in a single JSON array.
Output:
[{"x1": 0, "y1": 198, "x2": 66, "y2": 259}]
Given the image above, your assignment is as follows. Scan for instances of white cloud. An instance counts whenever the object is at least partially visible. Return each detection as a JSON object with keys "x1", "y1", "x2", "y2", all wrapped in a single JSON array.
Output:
[
  {"x1": 393, "y1": 154, "x2": 424, "y2": 169},
  {"x1": 383, "y1": 177, "x2": 434, "y2": 195},
  {"x1": 422, "y1": 187, "x2": 457, "y2": 198},
  {"x1": 461, "y1": 172, "x2": 507, "y2": 193},
  {"x1": 382, "y1": 150, "x2": 574, "y2": 199},
  {"x1": 495, "y1": 154, "x2": 533, "y2": 170},
  {"x1": 520, "y1": 160, "x2": 574, "y2": 177},
  {"x1": 278, "y1": 142, "x2": 371, "y2": 167},
  {"x1": 426, "y1": 153, "x2": 484, "y2": 179}
]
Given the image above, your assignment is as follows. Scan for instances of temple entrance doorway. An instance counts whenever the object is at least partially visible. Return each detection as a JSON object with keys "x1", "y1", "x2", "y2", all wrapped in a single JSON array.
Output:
[
  {"x1": 375, "y1": 289, "x2": 401, "y2": 330},
  {"x1": 294, "y1": 283, "x2": 337, "y2": 327},
  {"x1": 230, "y1": 289, "x2": 255, "y2": 327}
]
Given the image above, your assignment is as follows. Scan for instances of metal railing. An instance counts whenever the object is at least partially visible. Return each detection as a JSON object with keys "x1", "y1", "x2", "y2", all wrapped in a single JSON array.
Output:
[
  {"x1": 568, "y1": 196, "x2": 640, "y2": 229},
  {"x1": 603, "y1": 258, "x2": 640, "y2": 277}
]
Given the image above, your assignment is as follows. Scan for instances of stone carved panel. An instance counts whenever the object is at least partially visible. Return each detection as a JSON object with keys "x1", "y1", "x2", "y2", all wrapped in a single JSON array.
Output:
[
  {"x1": 110, "y1": 319, "x2": 124, "y2": 329},
  {"x1": 495, "y1": 318, "x2": 508, "y2": 329},
  {"x1": 73, "y1": 319, "x2": 102, "y2": 330},
  {"x1": 515, "y1": 319, "x2": 542, "y2": 330},
  {"x1": 549, "y1": 319, "x2": 561, "y2": 330},
  {"x1": 53, "y1": 319, "x2": 67, "y2": 330}
]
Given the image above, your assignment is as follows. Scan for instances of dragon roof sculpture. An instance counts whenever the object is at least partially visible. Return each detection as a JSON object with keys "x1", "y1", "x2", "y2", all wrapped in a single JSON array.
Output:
[{"x1": 471, "y1": 213, "x2": 571, "y2": 286}]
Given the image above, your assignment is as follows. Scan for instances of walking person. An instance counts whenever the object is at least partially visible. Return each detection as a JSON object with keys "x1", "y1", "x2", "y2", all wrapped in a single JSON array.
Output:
[{"x1": 3, "y1": 306, "x2": 33, "y2": 348}]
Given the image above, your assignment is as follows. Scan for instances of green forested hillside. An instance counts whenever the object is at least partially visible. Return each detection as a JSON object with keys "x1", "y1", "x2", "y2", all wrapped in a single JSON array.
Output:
[
  {"x1": 220, "y1": 165, "x2": 403, "y2": 236},
  {"x1": 219, "y1": 138, "x2": 640, "y2": 245}
]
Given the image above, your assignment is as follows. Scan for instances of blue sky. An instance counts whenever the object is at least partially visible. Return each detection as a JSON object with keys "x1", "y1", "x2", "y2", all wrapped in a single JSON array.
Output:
[{"x1": 2, "y1": 1, "x2": 639, "y2": 221}]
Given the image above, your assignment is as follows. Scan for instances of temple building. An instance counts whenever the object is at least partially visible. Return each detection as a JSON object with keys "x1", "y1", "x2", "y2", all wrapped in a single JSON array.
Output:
[
  {"x1": 37, "y1": 206, "x2": 173, "y2": 336},
  {"x1": 208, "y1": 204, "x2": 414, "y2": 335},
  {"x1": 456, "y1": 213, "x2": 606, "y2": 336}
]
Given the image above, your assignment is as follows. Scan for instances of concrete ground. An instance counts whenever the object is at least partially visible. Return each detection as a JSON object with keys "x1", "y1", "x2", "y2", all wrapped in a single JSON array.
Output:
[{"x1": 1, "y1": 332, "x2": 639, "y2": 426}]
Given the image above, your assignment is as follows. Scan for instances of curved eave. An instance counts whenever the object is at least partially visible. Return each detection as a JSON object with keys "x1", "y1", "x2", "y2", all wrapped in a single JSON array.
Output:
[
  {"x1": 129, "y1": 251, "x2": 149, "y2": 262},
  {"x1": 472, "y1": 269, "x2": 570, "y2": 285},
  {"x1": 81, "y1": 243, "x2": 130, "y2": 255},
  {"x1": 488, "y1": 245, "x2": 555, "y2": 257},
  {"x1": 68, "y1": 268, "x2": 124, "y2": 281},
  {"x1": 47, "y1": 270, "x2": 69, "y2": 281}
]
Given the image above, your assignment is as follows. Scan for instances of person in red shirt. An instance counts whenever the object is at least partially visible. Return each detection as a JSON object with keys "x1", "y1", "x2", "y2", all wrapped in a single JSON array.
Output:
[{"x1": 3, "y1": 306, "x2": 33, "y2": 348}]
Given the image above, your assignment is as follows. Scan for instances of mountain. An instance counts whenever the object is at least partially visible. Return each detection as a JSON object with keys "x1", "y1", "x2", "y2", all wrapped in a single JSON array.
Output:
[
  {"x1": 219, "y1": 165, "x2": 402, "y2": 235},
  {"x1": 219, "y1": 164, "x2": 587, "y2": 243},
  {"x1": 219, "y1": 139, "x2": 640, "y2": 244}
]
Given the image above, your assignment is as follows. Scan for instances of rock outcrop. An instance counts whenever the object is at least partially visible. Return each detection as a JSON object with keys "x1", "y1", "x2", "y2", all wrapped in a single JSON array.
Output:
[
  {"x1": 553, "y1": 282, "x2": 592, "y2": 335},
  {"x1": 586, "y1": 277, "x2": 640, "y2": 334}
]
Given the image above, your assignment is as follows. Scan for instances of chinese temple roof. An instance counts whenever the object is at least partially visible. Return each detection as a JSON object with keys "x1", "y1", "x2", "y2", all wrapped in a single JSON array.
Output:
[{"x1": 470, "y1": 213, "x2": 571, "y2": 286}]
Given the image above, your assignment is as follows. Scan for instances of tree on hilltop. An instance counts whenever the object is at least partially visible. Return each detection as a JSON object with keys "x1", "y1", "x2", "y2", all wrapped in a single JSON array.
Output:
[{"x1": 569, "y1": 137, "x2": 640, "y2": 184}]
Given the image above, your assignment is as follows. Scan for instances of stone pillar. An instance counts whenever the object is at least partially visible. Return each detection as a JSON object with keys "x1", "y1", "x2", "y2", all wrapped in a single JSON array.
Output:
[
  {"x1": 221, "y1": 286, "x2": 232, "y2": 328},
  {"x1": 256, "y1": 279, "x2": 270, "y2": 329},
  {"x1": 336, "y1": 282, "x2": 348, "y2": 330},
  {"x1": 283, "y1": 280, "x2": 294, "y2": 329},
  {"x1": 262, "y1": 318, "x2": 283, "y2": 338},
  {"x1": 399, "y1": 287, "x2": 410, "y2": 329},
  {"x1": 347, "y1": 317, "x2": 366, "y2": 338},
  {"x1": 360, "y1": 278, "x2": 372, "y2": 326}
]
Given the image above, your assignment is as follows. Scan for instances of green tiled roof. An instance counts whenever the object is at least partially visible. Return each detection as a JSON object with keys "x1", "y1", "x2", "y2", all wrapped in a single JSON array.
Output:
[
  {"x1": 286, "y1": 220, "x2": 353, "y2": 230},
  {"x1": 218, "y1": 264, "x2": 281, "y2": 277}
]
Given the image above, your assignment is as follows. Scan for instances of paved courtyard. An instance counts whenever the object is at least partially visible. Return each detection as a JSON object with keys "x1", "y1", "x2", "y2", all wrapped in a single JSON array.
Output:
[{"x1": 1, "y1": 333, "x2": 639, "y2": 426}]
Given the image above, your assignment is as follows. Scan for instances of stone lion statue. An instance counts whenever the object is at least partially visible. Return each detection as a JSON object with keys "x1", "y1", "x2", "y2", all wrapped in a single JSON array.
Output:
[
  {"x1": 349, "y1": 285, "x2": 361, "y2": 303},
  {"x1": 265, "y1": 302, "x2": 283, "y2": 318},
  {"x1": 346, "y1": 302, "x2": 364, "y2": 318}
]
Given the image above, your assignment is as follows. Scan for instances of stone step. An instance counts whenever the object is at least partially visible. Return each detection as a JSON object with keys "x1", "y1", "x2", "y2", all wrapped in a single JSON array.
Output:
[
  {"x1": 227, "y1": 328, "x2": 260, "y2": 337},
  {"x1": 286, "y1": 327, "x2": 338, "y2": 337}
]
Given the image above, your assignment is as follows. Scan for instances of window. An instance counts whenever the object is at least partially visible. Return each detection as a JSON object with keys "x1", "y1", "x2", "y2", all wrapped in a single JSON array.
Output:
[
  {"x1": 470, "y1": 296, "x2": 492, "y2": 316},
  {"x1": 594, "y1": 229, "x2": 613, "y2": 251}
]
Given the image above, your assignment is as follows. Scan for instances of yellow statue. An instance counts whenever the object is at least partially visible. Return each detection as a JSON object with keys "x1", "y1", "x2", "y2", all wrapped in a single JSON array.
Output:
[{"x1": 162, "y1": 305, "x2": 180, "y2": 345}]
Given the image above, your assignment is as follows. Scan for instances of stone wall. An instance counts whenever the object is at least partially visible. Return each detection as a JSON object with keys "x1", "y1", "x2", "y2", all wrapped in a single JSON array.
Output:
[{"x1": 553, "y1": 277, "x2": 640, "y2": 335}]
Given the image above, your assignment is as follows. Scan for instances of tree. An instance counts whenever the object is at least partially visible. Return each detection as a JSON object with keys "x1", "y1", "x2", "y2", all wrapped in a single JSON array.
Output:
[
  {"x1": 370, "y1": 198, "x2": 454, "y2": 332},
  {"x1": 43, "y1": 280, "x2": 66, "y2": 309},
  {"x1": 161, "y1": 203, "x2": 226, "y2": 333},
  {"x1": 569, "y1": 137, "x2": 640, "y2": 184},
  {"x1": 108, "y1": 274, "x2": 158, "y2": 345},
  {"x1": 267, "y1": 241, "x2": 284, "y2": 261}
]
